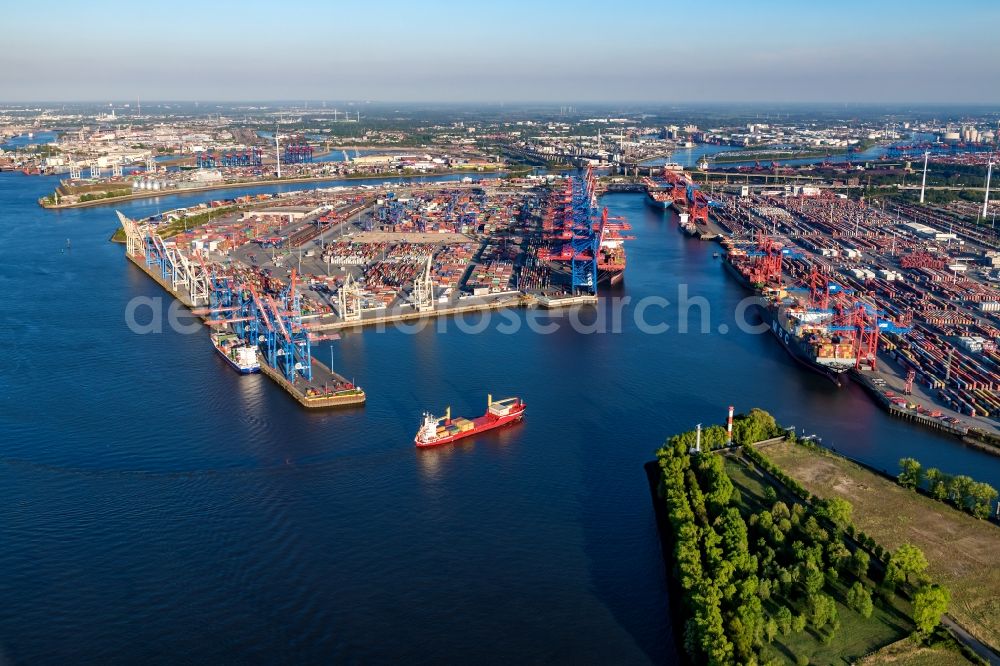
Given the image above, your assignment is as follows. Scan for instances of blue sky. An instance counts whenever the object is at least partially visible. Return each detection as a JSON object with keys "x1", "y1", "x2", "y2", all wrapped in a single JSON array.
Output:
[{"x1": 2, "y1": 0, "x2": 998, "y2": 103}]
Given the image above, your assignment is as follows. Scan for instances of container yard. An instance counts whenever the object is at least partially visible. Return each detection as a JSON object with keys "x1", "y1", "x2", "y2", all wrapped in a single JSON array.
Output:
[
  {"x1": 667, "y1": 169, "x2": 1000, "y2": 440},
  {"x1": 115, "y1": 175, "x2": 625, "y2": 402},
  {"x1": 108, "y1": 140, "x2": 998, "y2": 430}
]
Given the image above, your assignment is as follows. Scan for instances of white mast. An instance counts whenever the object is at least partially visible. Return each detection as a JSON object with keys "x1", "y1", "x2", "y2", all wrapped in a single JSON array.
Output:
[
  {"x1": 919, "y1": 151, "x2": 929, "y2": 204},
  {"x1": 275, "y1": 122, "x2": 281, "y2": 178},
  {"x1": 984, "y1": 159, "x2": 994, "y2": 219}
]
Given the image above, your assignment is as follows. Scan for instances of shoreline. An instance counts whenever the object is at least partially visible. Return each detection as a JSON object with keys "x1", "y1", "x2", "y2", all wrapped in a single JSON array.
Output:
[
  {"x1": 642, "y1": 460, "x2": 688, "y2": 664},
  {"x1": 39, "y1": 167, "x2": 508, "y2": 210}
]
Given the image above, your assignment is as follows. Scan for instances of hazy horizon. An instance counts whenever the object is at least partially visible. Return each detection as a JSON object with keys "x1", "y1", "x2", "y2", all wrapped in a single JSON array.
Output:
[{"x1": 2, "y1": 0, "x2": 998, "y2": 104}]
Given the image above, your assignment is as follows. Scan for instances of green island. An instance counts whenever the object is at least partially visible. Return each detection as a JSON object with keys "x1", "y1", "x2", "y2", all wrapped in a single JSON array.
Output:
[{"x1": 652, "y1": 409, "x2": 983, "y2": 665}]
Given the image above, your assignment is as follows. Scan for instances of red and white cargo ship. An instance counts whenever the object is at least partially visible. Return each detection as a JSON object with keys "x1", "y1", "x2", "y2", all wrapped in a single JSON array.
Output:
[{"x1": 415, "y1": 395, "x2": 526, "y2": 448}]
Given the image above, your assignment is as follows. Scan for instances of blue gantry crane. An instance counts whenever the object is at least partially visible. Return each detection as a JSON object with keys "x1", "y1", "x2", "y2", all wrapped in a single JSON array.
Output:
[
  {"x1": 569, "y1": 172, "x2": 599, "y2": 294},
  {"x1": 209, "y1": 271, "x2": 313, "y2": 382}
]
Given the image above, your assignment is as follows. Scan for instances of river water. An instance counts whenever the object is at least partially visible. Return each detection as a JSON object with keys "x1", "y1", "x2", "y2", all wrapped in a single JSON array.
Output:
[
  {"x1": 644, "y1": 132, "x2": 948, "y2": 169},
  {"x1": 1, "y1": 170, "x2": 998, "y2": 663}
]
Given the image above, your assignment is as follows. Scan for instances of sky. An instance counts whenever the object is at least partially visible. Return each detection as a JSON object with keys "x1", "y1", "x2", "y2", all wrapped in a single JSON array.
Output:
[{"x1": 2, "y1": 0, "x2": 999, "y2": 104}]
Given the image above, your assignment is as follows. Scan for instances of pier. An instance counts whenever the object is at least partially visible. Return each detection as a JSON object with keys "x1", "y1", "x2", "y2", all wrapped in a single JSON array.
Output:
[
  {"x1": 852, "y1": 370, "x2": 971, "y2": 437},
  {"x1": 121, "y1": 234, "x2": 365, "y2": 410},
  {"x1": 307, "y1": 293, "x2": 532, "y2": 332}
]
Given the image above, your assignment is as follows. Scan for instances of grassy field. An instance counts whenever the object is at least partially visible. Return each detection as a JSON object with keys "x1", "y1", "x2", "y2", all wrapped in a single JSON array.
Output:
[
  {"x1": 762, "y1": 440, "x2": 1000, "y2": 651},
  {"x1": 723, "y1": 457, "x2": 915, "y2": 664}
]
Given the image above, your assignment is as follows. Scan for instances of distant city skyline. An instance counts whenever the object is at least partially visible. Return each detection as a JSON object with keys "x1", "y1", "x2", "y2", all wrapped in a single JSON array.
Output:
[{"x1": 3, "y1": 0, "x2": 999, "y2": 104}]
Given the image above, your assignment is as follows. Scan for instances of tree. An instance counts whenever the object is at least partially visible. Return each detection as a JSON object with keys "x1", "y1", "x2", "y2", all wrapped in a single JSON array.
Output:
[
  {"x1": 758, "y1": 578, "x2": 772, "y2": 601},
  {"x1": 732, "y1": 408, "x2": 780, "y2": 445},
  {"x1": 948, "y1": 475, "x2": 975, "y2": 510},
  {"x1": 771, "y1": 501, "x2": 790, "y2": 521},
  {"x1": 925, "y1": 468, "x2": 949, "y2": 501},
  {"x1": 878, "y1": 578, "x2": 896, "y2": 601},
  {"x1": 912, "y1": 584, "x2": 951, "y2": 635},
  {"x1": 718, "y1": 508, "x2": 750, "y2": 559},
  {"x1": 817, "y1": 497, "x2": 853, "y2": 529},
  {"x1": 728, "y1": 616, "x2": 753, "y2": 663},
  {"x1": 778, "y1": 568, "x2": 793, "y2": 594},
  {"x1": 698, "y1": 454, "x2": 735, "y2": 516},
  {"x1": 776, "y1": 606, "x2": 793, "y2": 635},
  {"x1": 809, "y1": 593, "x2": 838, "y2": 631},
  {"x1": 802, "y1": 564, "x2": 825, "y2": 597},
  {"x1": 691, "y1": 583, "x2": 733, "y2": 664},
  {"x1": 846, "y1": 581, "x2": 874, "y2": 618},
  {"x1": 675, "y1": 524, "x2": 704, "y2": 591},
  {"x1": 889, "y1": 543, "x2": 928, "y2": 586},
  {"x1": 764, "y1": 617, "x2": 778, "y2": 644},
  {"x1": 686, "y1": 469, "x2": 710, "y2": 526},
  {"x1": 826, "y1": 542, "x2": 850, "y2": 572},
  {"x1": 969, "y1": 482, "x2": 998, "y2": 520},
  {"x1": 849, "y1": 549, "x2": 870, "y2": 579},
  {"x1": 791, "y1": 613, "x2": 807, "y2": 633},
  {"x1": 898, "y1": 457, "x2": 922, "y2": 489}
]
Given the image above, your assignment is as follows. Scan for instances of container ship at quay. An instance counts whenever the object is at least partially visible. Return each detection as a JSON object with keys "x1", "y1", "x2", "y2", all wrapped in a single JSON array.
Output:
[
  {"x1": 722, "y1": 251, "x2": 854, "y2": 385},
  {"x1": 641, "y1": 176, "x2": 674, "y2": 211},
  {"x1": 645, "y1": 188, "x2": 673, "y2": 210},
  {"x1": 538, "y1": 194, "x2": 633, "y2": 287},
  {"x1": 211, "y1": 331, "x2": 261, "y2": 374},
  {"x1": 596, "y1": 205, "x2": 633, "y2": 285},
  {"x1": 415, "y1": 395, "x2": 526, "y2": 447},
  {"x1": 598, "y1": 234, "x2": 627, "y2": 285},
  {"x1": 753, "y1": 297, "x2": 856, "y2": 385}
]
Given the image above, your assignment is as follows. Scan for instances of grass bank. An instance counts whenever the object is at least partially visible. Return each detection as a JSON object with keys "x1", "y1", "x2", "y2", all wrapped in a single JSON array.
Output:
[
  {"x1": 762, "y1": 439, "x2": 1000, "y2": 651},
  {"x1": 647, "y1": 408, "x2": 948, "y2": 665},
  {"x1": 723, "y1": 456, "x2": 918, "y2": 664},
  {"x1": 859, "y1": 631, "x2": 979, "y2": 665}
]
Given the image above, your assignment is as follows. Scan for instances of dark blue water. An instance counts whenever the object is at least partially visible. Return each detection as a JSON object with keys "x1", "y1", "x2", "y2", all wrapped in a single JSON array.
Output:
[{"x1": 2, "y1": 171, "x2": 999, "y2": 663}]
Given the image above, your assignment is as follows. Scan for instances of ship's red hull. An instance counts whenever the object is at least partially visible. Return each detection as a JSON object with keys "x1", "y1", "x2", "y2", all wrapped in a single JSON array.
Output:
[{"x1": 415, "y1": 404, "x2": 526, "y2": 448}]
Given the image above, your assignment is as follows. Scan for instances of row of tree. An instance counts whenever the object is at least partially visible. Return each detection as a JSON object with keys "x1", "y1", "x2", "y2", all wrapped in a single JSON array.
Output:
[
  {"x1": 665, "y1": 409, "x2": 785, "y2": 455},
  {"x1": 658, "y1": 440, "x2": 941, "y2": 663},
  {"x1": 657, "y1": 416, "x2": 955, "y2": 665},
  {"x1": 898, "y1": 457, "x2": 998, "y2": 519},
  {"x1": 750, "y1": 445, "x2": 952, "y2": 638}
]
